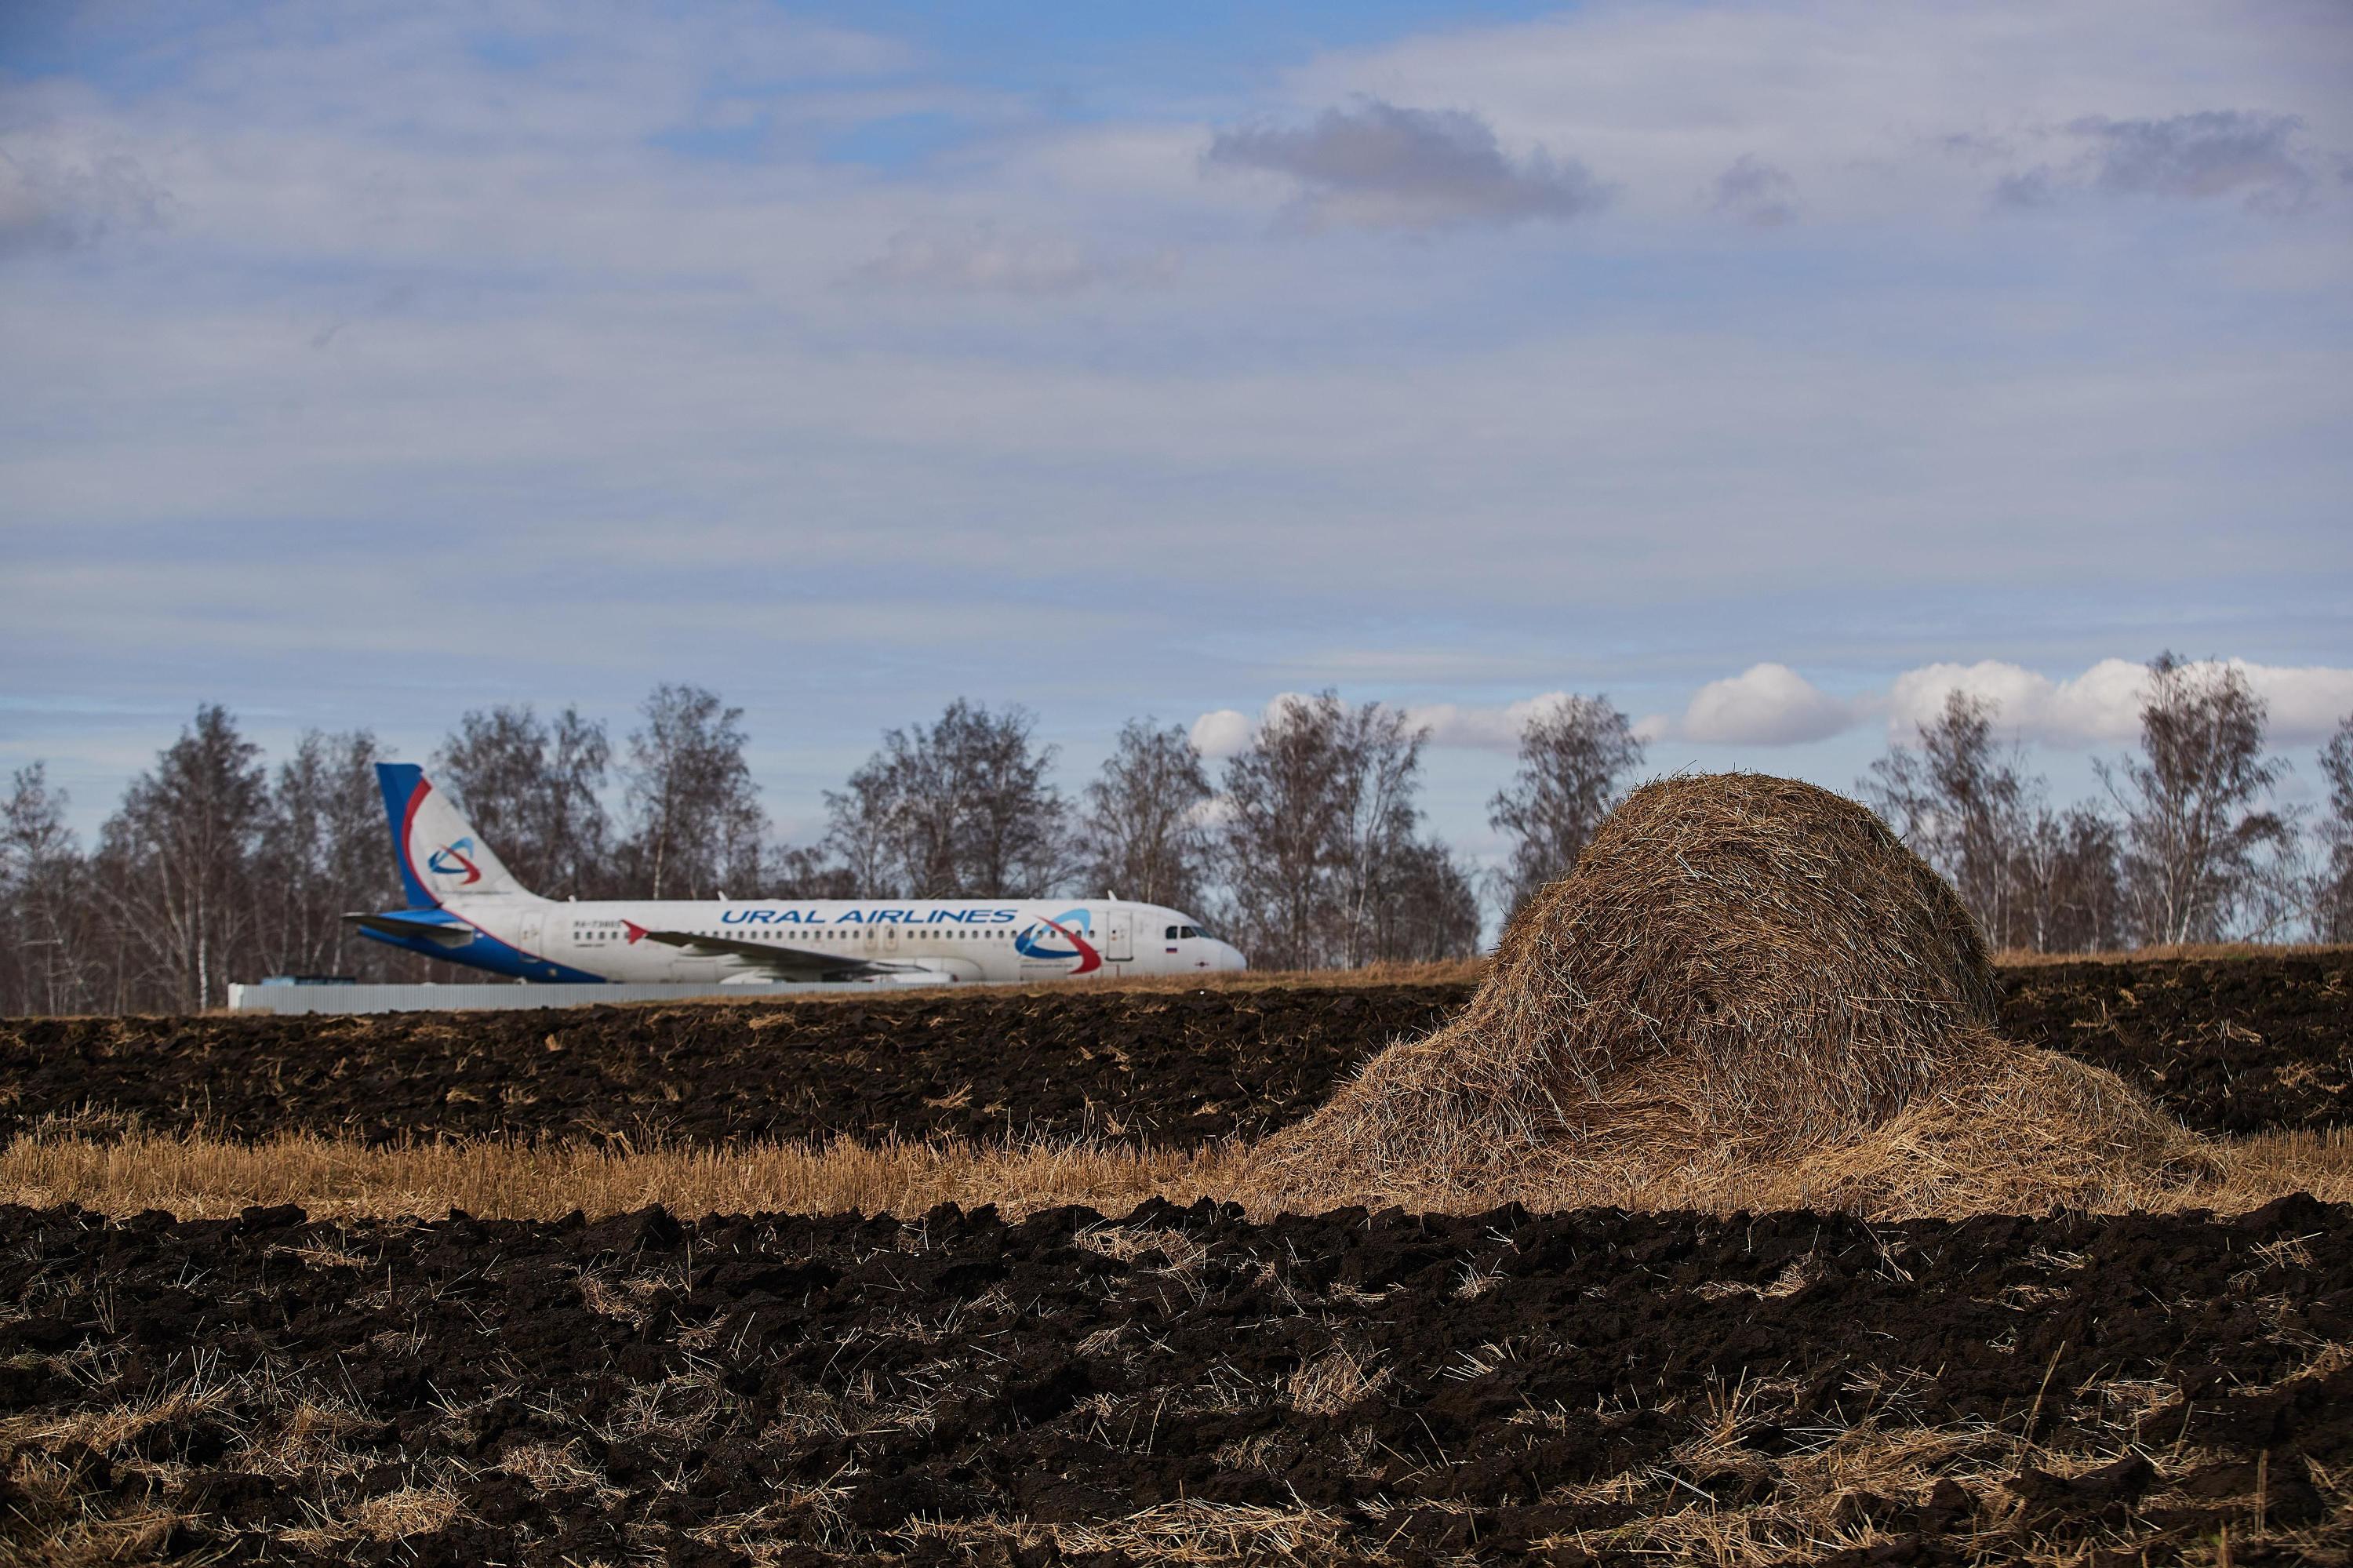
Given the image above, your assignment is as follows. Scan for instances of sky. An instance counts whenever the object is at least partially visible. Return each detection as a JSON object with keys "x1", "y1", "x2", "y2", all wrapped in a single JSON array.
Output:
[{"x1": 2, "y1": 0, "x2": 2349, "y2": 873}]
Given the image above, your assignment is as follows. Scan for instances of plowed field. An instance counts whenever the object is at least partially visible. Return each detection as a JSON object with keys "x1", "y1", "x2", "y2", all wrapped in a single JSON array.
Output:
[
  {"x1": 3, "y1": 955, "x2": 2346, "y2": 1146},
  {"x1": 6, "y1": 955, "x2": 2351, "y2": 1563},
  {"x1": 4, "y1": 1195, "x2": 2347, "y2": 1565}
]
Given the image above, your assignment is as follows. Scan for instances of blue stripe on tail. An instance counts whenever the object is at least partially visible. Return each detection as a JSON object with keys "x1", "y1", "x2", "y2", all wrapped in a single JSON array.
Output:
[{"x1": 374, "y1": 762, "x2": 438, "y2": 909}]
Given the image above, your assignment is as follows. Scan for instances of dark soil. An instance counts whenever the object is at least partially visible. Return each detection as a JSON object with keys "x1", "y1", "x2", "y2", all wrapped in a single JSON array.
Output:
[
  {"x1": 2, "y1": 956, "x2": 2344, "y2": 1148},
  {"x1": 1998, "y1": 955, "x2": 2351, "y2": 1135},
  {"x1": 4, "y1": 1196, "x2": 2347, "y2": 1565},
  {"x1": 2, "y1": 984, "x2": 1475, "y2": 1148}
]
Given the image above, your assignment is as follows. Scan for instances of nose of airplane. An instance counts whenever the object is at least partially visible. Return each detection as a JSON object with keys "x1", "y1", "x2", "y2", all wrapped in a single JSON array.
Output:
[{"x1": 1211, "y1": 940, "x2": 1248, "y2": 972}]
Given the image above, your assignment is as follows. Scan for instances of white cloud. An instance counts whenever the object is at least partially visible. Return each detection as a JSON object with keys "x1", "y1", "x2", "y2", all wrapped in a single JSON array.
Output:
[
  {"x1": 1888, "y1": 658, "x2": 2353, "y2": 747},
  {"x1": 1188, "y1": 708, "x2": 1254, "y2": 759},
  {"x1": 2253, "y1": 664, "x2": 2353, "y2": 741},
  {"x1": 1406, "y1": 692, "x2": 1577, "y2": 750},
  {"x1": 1678, "y1": 663, "x2": 1859, "y2": 745},
  {"x1": 1193, "y1": 692, "x2": 1617, "y2": 754},
  {"x1": 1193, "y1": 690, "x2": 1471, "y2": 760},
  {"x1": 1886, "y1": 658, "x2": 2144, "y2": 745},
  {"x1": 1194, "y1": 657, "x2": 2353, "y2": 766}
]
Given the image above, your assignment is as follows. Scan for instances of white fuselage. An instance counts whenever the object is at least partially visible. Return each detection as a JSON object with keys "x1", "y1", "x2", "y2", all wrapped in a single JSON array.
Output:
[{"x1": 445, "y1": 895, "x2": 1246, "y2": 984}]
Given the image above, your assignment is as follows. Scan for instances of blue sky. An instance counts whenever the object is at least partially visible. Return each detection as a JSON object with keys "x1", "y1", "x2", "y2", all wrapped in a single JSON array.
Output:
[{"x1": 2, "y1": 0, "x2": 2349, "y2": 866}]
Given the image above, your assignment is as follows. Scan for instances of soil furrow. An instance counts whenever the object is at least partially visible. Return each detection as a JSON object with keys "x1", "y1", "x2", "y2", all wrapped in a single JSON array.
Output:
[
  {"x1": 2, "y1": 1195, "x2": 2346, "y2": 1564},
  {"x1": 3, "y1": 958, "x2": 2346, "y2": 1148}
]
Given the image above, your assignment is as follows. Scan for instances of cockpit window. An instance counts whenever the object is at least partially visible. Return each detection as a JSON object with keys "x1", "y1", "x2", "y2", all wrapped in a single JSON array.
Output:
[{"x1": 1180, "y1": 925, "x2": 1202, "y2": 939}]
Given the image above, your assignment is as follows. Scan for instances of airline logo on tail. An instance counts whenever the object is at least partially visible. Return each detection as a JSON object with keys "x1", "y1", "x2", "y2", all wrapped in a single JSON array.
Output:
[
  {"x1": 1016, "y1": 908, "x2": 1102, "y2": 973},
  {"x1": 427, "y1": 839, "x2": 482, "y2": 886},
  {"x1": 376, "y1": 762, "x2": 521, "y2": 908}
]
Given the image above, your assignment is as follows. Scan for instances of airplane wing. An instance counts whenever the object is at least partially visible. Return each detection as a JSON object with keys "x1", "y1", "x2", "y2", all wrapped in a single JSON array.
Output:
[{"x1": 625, "y1": 922, "x2": 922, "y2": 982}]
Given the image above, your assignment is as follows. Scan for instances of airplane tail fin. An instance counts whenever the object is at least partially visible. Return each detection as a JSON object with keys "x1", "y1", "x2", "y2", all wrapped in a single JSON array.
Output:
[{"x1": 374, "y1": 763, "x2": 533, "y2": 908}]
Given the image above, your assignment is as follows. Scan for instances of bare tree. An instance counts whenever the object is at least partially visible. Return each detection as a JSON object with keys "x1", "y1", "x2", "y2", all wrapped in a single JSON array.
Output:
[
  {"x1": 824, "y1": 700, "x2": 1066, "y2": 897},
  {"x1": 2317, "y1": 714, "x2": 2353, "y2": 943},
  {"x1": 831, "y1": 730, "x2": 956, "y2": 897},
  {"x1": 1074, "y1": 719, "x2": 1213, "y2": 911},
  {"x1": 1333, "y1": 703, "x2": 1426, "y2": 968},
  {"x1": 2014, "y1": 804, "x2": 2126, "y2": 955},
  {"x1": 261, "y1": 729, "x2": 396, "y2": 978},
  {"x1": 95, "y1": 704, "x2": 269, "y2": 1009},
  {"x1": 1219, "y1": 693, "x2": 1352, "y2": 970},
  {"x1": 2098, "y1": 653, "x2": 2295, "y2": 945},
  {"x1": 766, "y1": 843, "x2": 861, "y2": 901},
  {"x1": 820, "y1": 769, "x2": 900, "y2": 899},
  {"x1": 2, "y1": 764, "x2": 93, "y2": 1014},
  {"x1": 622, "y1": 685, "x2": 765, "y2": 900},
  {"x1": 1365, "y1": 837, "x2": 1484, "y2": 963},
  {"x1": 436, "y1": 704, "x2": 613, "y2": 897},
  {"x1": 943, "y1": 702, "x2": 1065, "y2": 897},
  {"x1": 1862, "y1": 691, "x2": 2035, "y2": 947},
  {"x1": 1217, "y1": 692, "x2": 1442, "y2": 969},
  {"x1": 1487, "y1": 694, "x2": 1646, "y2": 919}
]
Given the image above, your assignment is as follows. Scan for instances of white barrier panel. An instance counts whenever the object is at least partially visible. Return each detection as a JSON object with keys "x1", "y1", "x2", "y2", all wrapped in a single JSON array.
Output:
[{"x1": 225, "y1": 979, "x2": 950, "y2": 1014}]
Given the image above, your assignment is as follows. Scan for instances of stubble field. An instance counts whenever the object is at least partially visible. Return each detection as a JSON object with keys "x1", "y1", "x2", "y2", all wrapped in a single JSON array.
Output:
[{"x1": 3, "y1": 954, "x2": 2349, "y2": 1565}]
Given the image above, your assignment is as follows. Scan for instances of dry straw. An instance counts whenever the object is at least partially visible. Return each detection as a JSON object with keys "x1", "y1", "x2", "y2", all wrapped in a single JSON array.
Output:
[{"x1": 1251, "y1": 773, "x2": 2214, "y2": 1214}]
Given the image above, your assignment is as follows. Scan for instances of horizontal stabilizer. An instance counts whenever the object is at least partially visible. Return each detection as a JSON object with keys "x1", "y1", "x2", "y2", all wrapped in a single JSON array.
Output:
[{"x1": 344, "y1": 909, "x2": 474, "y2": 951}]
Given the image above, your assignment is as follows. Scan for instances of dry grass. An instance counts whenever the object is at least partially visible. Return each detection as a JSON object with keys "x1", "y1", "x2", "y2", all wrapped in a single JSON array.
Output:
[
  {"x1": 2, "y1": 1122, "x2": 2346, "y2": 1222},
  {"x1": 1261, "y1": 775, "x2": 2000, "y2": 1177},
  {"x1": 1286, "y1": 1346, "x2": 1389, "y2": 1417},
  {"x1": 903, "y1": 1500, "x2": 1352, "y2": 1563},
  {"x1": 1508, "y1": 1355, "x2": 2353, "y2": 1566},
  {"x1": 0, "y1": 1126, "x2": 1238, "y2": 1222},
  {"x1": 1249, "y1": 773, "x2": 2230, "y2": 1216}
]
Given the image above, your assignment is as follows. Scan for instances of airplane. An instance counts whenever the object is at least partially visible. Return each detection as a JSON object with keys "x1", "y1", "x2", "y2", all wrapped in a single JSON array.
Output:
[{"x1": 346, "y1": 763, "x2": 1248, "y2": 984}]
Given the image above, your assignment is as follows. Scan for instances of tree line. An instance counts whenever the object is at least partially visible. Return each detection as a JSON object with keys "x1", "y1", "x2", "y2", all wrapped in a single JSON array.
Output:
[
  {"x1": 1859, "y1": 653, "x2": 2353, "y2": 954},
  {"x1": 5, "y1": 656, "x2": 2350, "y2": 1013}
]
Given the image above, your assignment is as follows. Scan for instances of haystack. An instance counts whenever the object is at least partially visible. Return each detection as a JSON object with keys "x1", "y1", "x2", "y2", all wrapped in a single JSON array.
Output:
[{"x1": 1252, "y1": 773, "x2": 2207, "y2": 1216}]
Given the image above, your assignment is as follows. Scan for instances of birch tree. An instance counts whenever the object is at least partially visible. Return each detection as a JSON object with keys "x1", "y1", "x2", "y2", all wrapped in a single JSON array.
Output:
[
  {"x1": 2099, "y1": 653, "x2": 2293, "y2": 944},
  {"x1": 825, "y1": 700, "x2": 1065, "y2": 897},
  {"x1": 2013, "y1": 804, "x2": 2125, "y2": 955},
  {"x1": 437, "y1": 704, "x2": 613, "y2": 897},
  {"x1": 1862, "y1": 691, "x2": 2035, "y2": 947},
  {"x1": 96, "y1": 705, "x2": 268, "y2": 1008},
  {"x1": 1487, "y1": 695, "x2": 1646, "y2": 919},
  {"x1": 622, "y1": 685, "x2": 765, "y2": 900},
  {"x1": 261, "y1": 729, "x2": 394, "y2": 977},
  {"x1": 1074, "y1": 719, "x2": 1213, "y2": 910},
  {"x1": 1217, "y1": 692, "x2": 1452, "y2": 968},
  {"x1": 2316, "y1": 715, "x2": 2353, "y2": 943},
  {"x1": 2, "y1": 764, "x2": 92, "y2": 1014}
]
